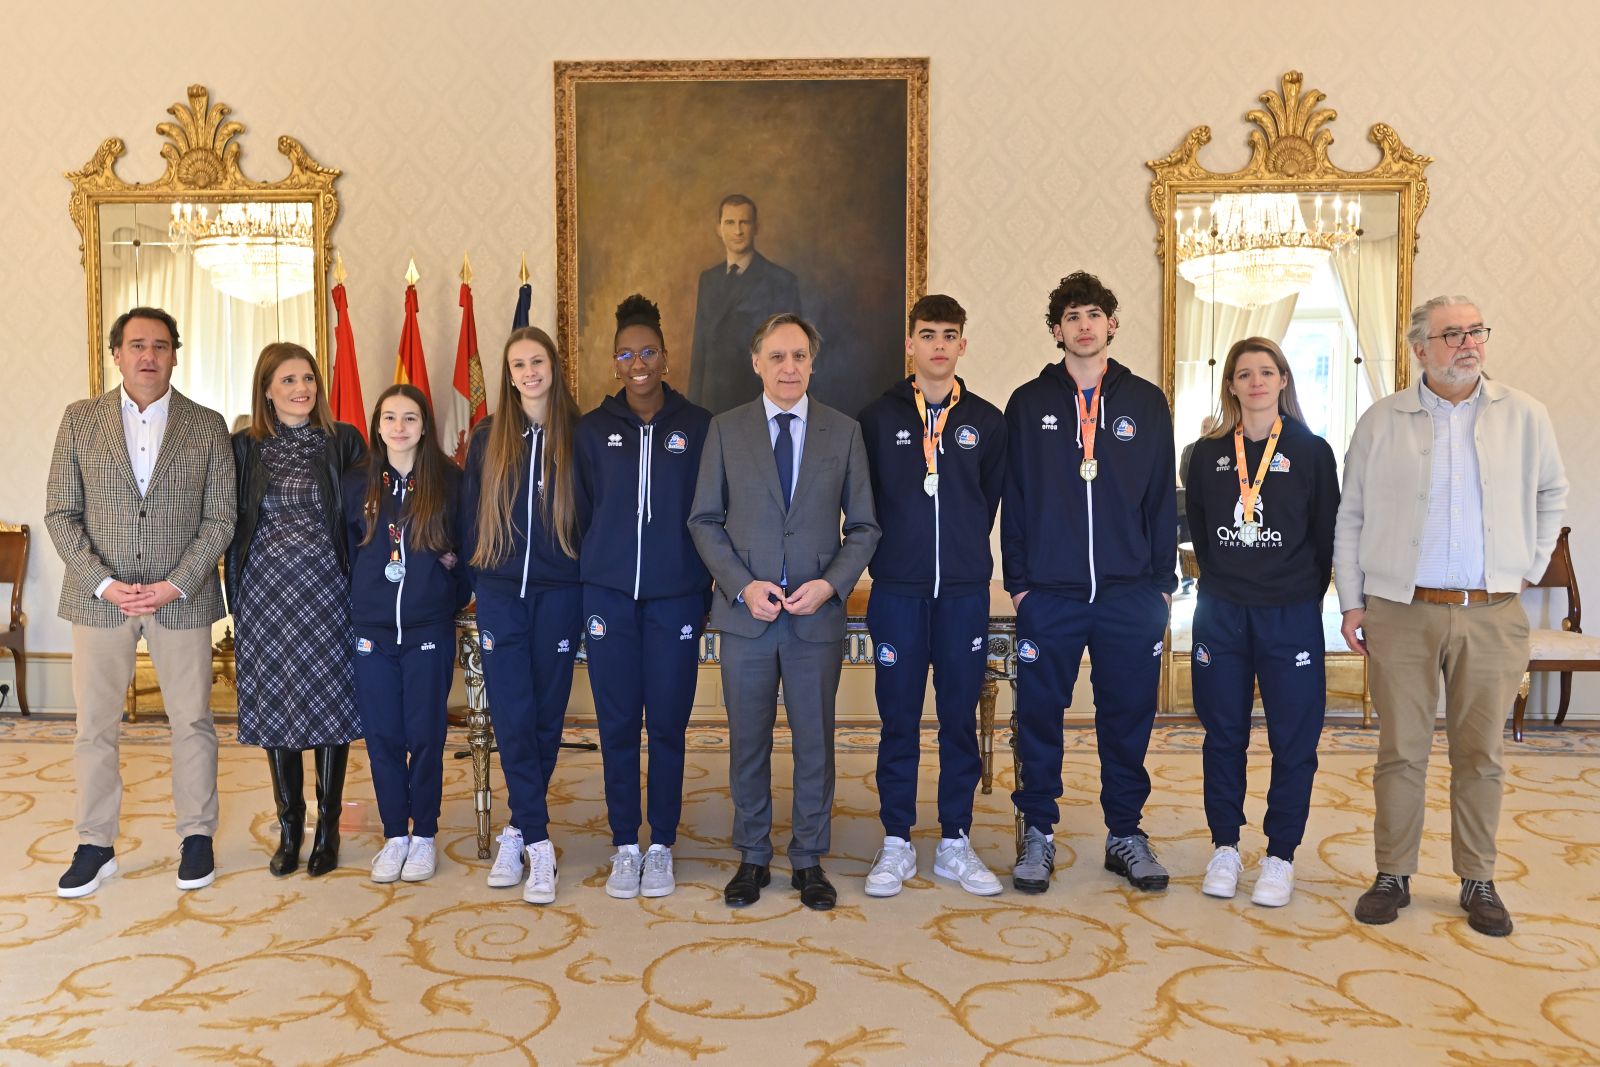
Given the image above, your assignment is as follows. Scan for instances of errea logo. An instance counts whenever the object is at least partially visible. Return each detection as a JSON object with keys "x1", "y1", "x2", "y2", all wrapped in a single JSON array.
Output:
[
  {"x1": 1216, "y1": 456, "x2": 1232, "y2": 472},
  {"x1": 1295, "y1": 650, "x2": 1311, "y2": 667},
  {"x1": 607, "y1": 433, "x2": 623, "y2": 447},
  {"x1": 1040, "y1": 414, "x2": 1059, "y2": 431},
  {"x1": 680, "y1": 625, "x2": 694, "y2": 641},
  {"x1": 895, "y1": 429, "x2": 912, "y2": 446},
  {"x1": 556, "y1": 638, "x2": 571, "y2": 653},
  {"x1": 971, "y1": 636, "x2": 983, "y2": 652}
]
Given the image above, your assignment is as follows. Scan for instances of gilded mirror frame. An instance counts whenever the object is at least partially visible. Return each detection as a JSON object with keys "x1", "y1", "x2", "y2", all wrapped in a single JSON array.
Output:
[
  {"x1": 1146, "y1": 70, "x2": 1432, "y2": 404},
  {"x1": 66, "y1": 84, "x2": 341, "y2": 394}
]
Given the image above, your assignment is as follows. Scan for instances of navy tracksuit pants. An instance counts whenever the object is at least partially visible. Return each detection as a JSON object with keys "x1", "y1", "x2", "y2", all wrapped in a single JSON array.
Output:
[
  {"x1": 1190, "y1": 595, "x2": 1325, "y2": 861},
  {"x1": 867, "y1": 587, "x2": 988, "y2": 840},
  {"x1": 352, "y1": 622, "x2": 456, "y2": 838},
  {"x1": 474, "y1": 585, "x2": 583, "y2": 844},
  {"x1": 583, "y1": 585, "x2": 706, "y2": 848},
  {"x1": 1013, "y1": 586, "x2": 1169, "y2": 837}
]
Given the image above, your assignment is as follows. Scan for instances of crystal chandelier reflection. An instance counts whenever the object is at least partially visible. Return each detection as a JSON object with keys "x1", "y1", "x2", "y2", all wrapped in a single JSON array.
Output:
[
  {"x1": 169, "y1": 202, "x2": 315, "y2": 306},
  {"x1": 1176, "y1": 193, "x2": 1359, "y2": 309}
]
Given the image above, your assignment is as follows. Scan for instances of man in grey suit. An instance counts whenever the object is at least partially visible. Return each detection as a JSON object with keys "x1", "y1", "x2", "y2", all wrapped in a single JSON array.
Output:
[
  {"x1": 689, "y1": 312, "x2": 880, "y2": 910},
  {"x1": 45, "y1": 307, "x2": 235, "y2": 898},
  {"x1": 688, "y1": 194, "x2": 803, "y2": 414}
]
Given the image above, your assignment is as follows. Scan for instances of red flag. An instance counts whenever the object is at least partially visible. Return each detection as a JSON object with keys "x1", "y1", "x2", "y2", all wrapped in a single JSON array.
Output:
[
  {"x1": 393, "y1": 285, "x2": 432, "y2": 403},
  {"x1": 450, "y1": 282, "x2": 487, "y2": 465},
  {"x1": 329, "y1": 283, "x2": 368, "y2": 441}
]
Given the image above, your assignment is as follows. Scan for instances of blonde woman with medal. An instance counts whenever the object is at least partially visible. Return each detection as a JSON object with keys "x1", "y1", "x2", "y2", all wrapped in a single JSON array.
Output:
[
  {"x1": 1184, "y1": 337, "x2": 1339, "y2": 907},
  {"x1": 859, "y1": 295, "x2": 1007, "y2": 899}
]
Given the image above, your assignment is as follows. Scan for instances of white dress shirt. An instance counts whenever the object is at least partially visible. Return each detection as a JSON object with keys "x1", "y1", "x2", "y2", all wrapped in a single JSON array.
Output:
[
  {"x1": 1413, "y1": 377, "x2": 1487, "y2": 589},
  {"x1": 763, "y1": 392, "x2": 808, "y2": 488}
]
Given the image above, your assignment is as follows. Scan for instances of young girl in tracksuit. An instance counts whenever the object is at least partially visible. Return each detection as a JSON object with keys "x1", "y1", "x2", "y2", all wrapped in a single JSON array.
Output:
[
  {"x1": 461, "y1": 326, "x2": 584, "y2": 905},
  {"x1": 1184, "y1": 336, "x2": 1339, "y2": 908},
  {"x1": 344, "y1": 384, "x2": 468, "y2": 884},
  {"x1": 574, "y1": 294, "x2": 713, "y2": 901}
]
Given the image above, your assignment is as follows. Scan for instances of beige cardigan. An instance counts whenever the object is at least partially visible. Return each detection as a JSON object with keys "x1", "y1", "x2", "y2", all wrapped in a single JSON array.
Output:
[{"x1": 1334, "y1": 377, "x2": 1568, "y2": 612}]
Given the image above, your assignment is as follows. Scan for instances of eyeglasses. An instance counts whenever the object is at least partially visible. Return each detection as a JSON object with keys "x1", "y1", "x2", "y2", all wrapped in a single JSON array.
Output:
[
  {"x1": 1426, "y1": 327, "x2": 1491, "y2": 348},
  {"x1": 613, "y1": 347, "x2": 662, "y2": 364}
]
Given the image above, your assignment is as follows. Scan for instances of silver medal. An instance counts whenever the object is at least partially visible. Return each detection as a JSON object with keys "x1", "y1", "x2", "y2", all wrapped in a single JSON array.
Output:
[
  {"x1": 923, "y1": 472, "x2": 939, "y2": 496},
  {"x1": 385, "y1": 560, "x2": 407, "y2": 582},
  {"x1": 1080, "y1": 458, "x2": 1098, "y2": 482},
  {"x1": 1239, "y1": 520, "x2": 1260, "y2": 546}
]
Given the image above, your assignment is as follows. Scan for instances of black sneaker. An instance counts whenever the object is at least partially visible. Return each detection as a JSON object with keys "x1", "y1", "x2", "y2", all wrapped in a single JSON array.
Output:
[
  {"x1": 176, "y1": 835, "x2": 216, "y2": 891},
  {"x1": 58, "y1": 844, "x2": 117, "y2": 899}
]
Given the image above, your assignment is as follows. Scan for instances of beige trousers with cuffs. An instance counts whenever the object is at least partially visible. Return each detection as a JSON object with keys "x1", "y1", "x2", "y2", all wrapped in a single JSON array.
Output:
[
  {"x1": 71, "y1": 616, "x2": 219, "y2": 846},
  {"x1": 1363, "y1": 594, "x2": 1528, "y2": 881}
]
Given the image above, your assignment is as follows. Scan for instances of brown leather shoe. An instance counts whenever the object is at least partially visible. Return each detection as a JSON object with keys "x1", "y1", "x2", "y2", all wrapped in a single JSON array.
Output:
[
  {"x1": 1353, "y1": 872, "x2": 1410, "y2": 925},
  {"x1": 1460, "y1": 879, "x2": 1513, "y2": 937}
]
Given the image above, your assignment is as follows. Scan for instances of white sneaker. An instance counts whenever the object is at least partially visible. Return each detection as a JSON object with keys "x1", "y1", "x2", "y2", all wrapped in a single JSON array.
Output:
[
  {"x1": 401, "y1": 836, "x2": 437, "y2": 882},
  {"x1": 640, "y1": 844, "x2": 675, "y2": 898},
  {"x1": 864, "y1": 837, "x2": 918, "y2": 898},
  {"x1": 1251, "y1": 856, "x2": 1295, "y2": 907},
  {"x1": 606, "y1": 846, "x2": 642, "y2": 899},
  {"x1": 371, "y1": 836, "x2": 410, "y2": 883},
  {"x1": 524, "y1": 839, "x2": 558, "y2": 905},
  {"x1": 933, "y1": 831, "x2": 1003, "y2": 896},
  {"x1": 487, "y1": 826, "x2": 525, "y2": 888},
  {"x1": 1202, "y1": 845, "x2": 1243, "y2": 899}
]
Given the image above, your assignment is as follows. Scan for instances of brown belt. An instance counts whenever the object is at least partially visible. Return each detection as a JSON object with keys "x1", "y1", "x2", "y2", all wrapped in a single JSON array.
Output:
[{"x1": 1412, "y1": 587, "x2": 1515, "y2": 607}]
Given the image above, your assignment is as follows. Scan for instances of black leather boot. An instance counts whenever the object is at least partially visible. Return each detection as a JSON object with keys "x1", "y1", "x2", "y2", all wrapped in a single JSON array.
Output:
[
  {"x1": 266, "y1": 748, "x2": 305, "y2": 877},
  {"x1": 306, "y1": 744, "x2": 349, "y2": 877}
]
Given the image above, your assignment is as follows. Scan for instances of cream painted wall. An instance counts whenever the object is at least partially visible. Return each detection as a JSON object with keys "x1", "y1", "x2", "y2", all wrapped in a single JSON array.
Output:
[{"x1": 2, "y1": 0, "x2": 1596, "y2": 719}]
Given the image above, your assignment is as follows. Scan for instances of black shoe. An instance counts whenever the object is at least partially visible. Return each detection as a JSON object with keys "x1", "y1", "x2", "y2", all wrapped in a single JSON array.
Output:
[
  {"x1": 177, "y1": 835, "x2": 216, "y2": 890},
  {"x1": 266, "y1": 748, "x2": 305, "y2": 877},
  {"x1": 791, "y1": 865, "x2": 837, "y2": 911},
  {"x1": 307, "y1": 744, "x2": 349, "y2": 877},
  {"x1": 1460, "y1": 879, "x2": 1514, "y2": 937},
  {"x1": 58, "y1": 844, "x2": 117, "y2": 899},
  {"x1": 723, "y1": 862, "x2": 771, "y2": 907},
  {"x1": 1353, "y1": 872, "x2": 1411, "y2": 925}
]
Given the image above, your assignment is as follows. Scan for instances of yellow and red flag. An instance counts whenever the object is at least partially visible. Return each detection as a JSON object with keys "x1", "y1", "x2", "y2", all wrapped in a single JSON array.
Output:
[{"x1": 393, "y1": 261, "x2": 432, "y2": 404}]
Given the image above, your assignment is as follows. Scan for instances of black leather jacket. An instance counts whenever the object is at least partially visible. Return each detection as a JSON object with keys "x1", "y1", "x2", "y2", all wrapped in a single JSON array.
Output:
[{"x1": 224, "y1": 422, "x2": 367, "y2": 612}]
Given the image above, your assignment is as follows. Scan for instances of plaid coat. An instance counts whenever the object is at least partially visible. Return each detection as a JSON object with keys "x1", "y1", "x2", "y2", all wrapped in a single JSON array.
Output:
[{"x1": 45, "y1": 388, "x2": 236, "y2": 629}]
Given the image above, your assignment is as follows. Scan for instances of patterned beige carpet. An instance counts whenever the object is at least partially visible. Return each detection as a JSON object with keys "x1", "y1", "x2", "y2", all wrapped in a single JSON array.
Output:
[{"x1": 1, "y1": 718, "x2": 1598, "y2": 1066}]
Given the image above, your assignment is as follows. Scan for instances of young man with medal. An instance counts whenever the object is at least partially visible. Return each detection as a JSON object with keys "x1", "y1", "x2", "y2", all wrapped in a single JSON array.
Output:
[
  {"x1": 1001, "y1": 271, "x2": 1177, "y2": 894},
  {"x1": 857, "y1": 295, "x2": 1007, "y2": 898},
  {"x1": 1183, "y1": 338, "x2": 1338, "y2": 907}
]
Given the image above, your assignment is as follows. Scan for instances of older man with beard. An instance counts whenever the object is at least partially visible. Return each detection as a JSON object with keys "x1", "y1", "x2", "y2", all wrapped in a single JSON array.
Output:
[{"x1": 1335, "y1": 295, "x2": 1567, "y2": 937}]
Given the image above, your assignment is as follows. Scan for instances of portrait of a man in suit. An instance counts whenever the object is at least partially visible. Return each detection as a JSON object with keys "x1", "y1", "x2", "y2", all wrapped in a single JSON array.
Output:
[
  {"x1": 688, "y1": 312, "x2": 880, "y2": 912},
  {"x1": 688, "y1": 194, "x2": 803, "y2": 414}
]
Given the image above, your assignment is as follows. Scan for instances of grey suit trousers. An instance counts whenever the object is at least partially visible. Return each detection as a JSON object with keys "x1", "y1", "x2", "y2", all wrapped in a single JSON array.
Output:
[{"x1": 722, "y1": 614, "x2": 843, "y2": 867}]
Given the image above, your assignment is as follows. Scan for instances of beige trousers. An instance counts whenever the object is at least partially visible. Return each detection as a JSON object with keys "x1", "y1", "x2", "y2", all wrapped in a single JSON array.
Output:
[
  {"x1": 71, "y1": 616, "x2": 219, "y2": 846},
  {"x1": 1364, "y1": 594, "x2": 1528, "y2": 881}
]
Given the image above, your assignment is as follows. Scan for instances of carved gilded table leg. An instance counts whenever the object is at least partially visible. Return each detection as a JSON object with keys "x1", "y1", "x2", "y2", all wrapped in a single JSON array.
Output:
[
  {"x1": 456, "y1": 618, "x2": 494, "y2": 859},
  {"x1": 978, "y1": 677, "x2": 996, "y2": 794}
]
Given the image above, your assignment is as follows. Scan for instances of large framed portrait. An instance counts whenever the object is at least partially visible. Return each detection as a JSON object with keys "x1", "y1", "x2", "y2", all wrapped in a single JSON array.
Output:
[{"x1": 555, "y1": 58, "x2": 929, "y2": 416}]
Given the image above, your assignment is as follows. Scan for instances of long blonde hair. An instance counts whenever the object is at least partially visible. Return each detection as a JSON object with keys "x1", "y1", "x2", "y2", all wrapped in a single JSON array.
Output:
[
  {"x1": 248, "y1": 342, "x2": 337, "y2": 438},
  {"x1": 471, "y1": 327, "x2": 580, "y2": 565},
  {"x1": 1205, "y1": 336, "x2": 1307, "y2": 438}
]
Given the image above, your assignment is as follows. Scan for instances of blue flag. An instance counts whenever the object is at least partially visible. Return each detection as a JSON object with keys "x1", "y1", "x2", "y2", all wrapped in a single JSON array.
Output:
[{"x1": 512, "y1": 284, "x2": 532, "y2": 330}]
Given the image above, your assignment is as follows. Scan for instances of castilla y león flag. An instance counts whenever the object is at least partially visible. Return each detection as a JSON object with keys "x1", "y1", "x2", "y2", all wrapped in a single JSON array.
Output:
[{"x1": 451, "y1": 281, "x2": 487, "y2": 465}]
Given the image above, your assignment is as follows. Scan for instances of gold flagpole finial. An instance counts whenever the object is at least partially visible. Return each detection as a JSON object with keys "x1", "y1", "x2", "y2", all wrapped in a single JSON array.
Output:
[
  {"x1": 460, "y1": 253, "x2": 473, "y2": 285},
  {"x1": 332, "y1": 250, "x2": 348, "y2": 286},
  {"x1": 404, "y1": 257, "x2": 420, "y2": 286},
  {"x1": 518, "y1": 254, "x2": 530, "y2": 285}
]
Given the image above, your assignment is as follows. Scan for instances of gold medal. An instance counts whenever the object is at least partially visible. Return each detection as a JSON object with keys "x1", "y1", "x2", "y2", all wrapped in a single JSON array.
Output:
[{"x1": 1080, "y1": 458, "x2": 1098, "y2": 482}]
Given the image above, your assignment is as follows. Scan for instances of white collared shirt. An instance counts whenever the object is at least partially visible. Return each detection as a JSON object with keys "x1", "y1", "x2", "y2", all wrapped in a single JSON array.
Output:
[
  {"x1": 121, "y1": 385, "x2": 173, "y2": 498},
  {"x1": 1414, "y1": 376, "x2": 1487, "y2": 589},
  {"x1": 763, "y1": 392, "x2": 808, "y2": 491}
]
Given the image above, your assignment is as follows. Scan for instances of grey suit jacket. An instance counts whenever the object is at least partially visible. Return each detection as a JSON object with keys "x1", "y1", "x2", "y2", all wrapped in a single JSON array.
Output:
[
  {"x1": 688, "y1": 396, "x2": 880, "y2": 641},
  {"x1": 45, "y1": 388, "x2": 236, "y2": 629}
]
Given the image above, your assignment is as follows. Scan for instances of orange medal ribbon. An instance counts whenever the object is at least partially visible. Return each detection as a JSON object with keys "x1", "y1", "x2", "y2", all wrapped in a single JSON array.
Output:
[
  {"x1": 912, "y1": 378, "x2": 961, "y2": 496},
  {"x1": 1232, "y1": 417, "x2": 1282, "y2": 545},
  {"x1": 1076, "y1": 371, "x2": 1105, "y2": 481}
]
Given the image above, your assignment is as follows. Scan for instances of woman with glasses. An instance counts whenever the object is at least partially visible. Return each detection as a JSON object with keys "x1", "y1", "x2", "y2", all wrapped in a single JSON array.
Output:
[
  {"x1": 574, "y1": 294, "x2": 713, "y2": 900},
  {"x1": 462, "y1": 326, "x2": 584, "y2": 905},
  {"x1": 1183, "y1": 336, "x2": 1339, "y2": 908}
]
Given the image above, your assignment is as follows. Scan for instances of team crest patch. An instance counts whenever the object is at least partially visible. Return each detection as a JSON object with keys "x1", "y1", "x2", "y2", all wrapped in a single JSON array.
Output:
[
  {"x1": 1113, "y1": 416, "x2": 1137, "y2": 441},
  {"x1": 1018, "y1": 639, "x2": 1040, "y2": 663},
  {"x1": 956, "y1": 425, "x2": 979, "y2": 449},
  {"x1": 1194, "y1": 643, "x2": 1211, "y2": 667},
  {"x1": 1270, "y1": 454, "x2": 1292, "y2": 473},
  {"x1": 480, "y1": 630, "x2": 495, "y2": 653},
  {"x1": 876, "y1": 642, "x2": 898, "y2": 667},
  {"x1": 355, "y1": 637, "x2": 373, "y2": 656},
  {"x1": 666, "y1": 431, "x2": 688, "y2": 454},
  {"x1": 587, "y1": 615, "x2": 606, "y2": 640}
]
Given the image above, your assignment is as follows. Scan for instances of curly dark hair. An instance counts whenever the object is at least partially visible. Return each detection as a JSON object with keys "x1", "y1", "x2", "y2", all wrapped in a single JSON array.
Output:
[
  {"x1": 614, "y1": 293, "x2": 664, "y2": 347},
  {"x1": 907, "y1": 294, "x2": 967, "y2": 335},
  {"x1": 1045, "y1": 272, "x2": 1118, "y2": 348}
]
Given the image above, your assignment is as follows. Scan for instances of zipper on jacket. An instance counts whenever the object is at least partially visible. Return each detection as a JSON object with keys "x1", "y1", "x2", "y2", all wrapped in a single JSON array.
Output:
[
  {"x1": 1075, "y1": 392, "x2": 1102, "y2": 603},
  {"x1": 394, "y1": 477, "x2": 407, "y2": 644},
  {"x1": 634, "y1": 423, "x2": 655, "y2": 600},
  {"x1": 520, "y1": 426, "x2": 543, "y2": 599},
  {"x1": 932, "y1": 423, "x2": 943, "y2": 599}
]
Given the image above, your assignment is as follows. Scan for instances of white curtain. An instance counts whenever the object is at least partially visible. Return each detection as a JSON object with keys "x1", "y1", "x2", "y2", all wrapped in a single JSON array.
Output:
[
  {"x1": 100, "y1": 212, "x2": 316, "y2": 425},
  {"x1": 1173, "y1": 278, "x2": 1299, "y2": 441},
  {"x1": 1330, "y1": 235, "x2": 1398, "y2": 400}
]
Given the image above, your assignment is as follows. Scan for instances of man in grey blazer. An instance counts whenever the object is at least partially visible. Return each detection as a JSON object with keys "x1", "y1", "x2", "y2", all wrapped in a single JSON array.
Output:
[
  {"x1": 44, "y1": 307, "x2": 235, "y2": 898},
  {"x1": 689, "y1": 312, "x2": 880, "y2": 910}
]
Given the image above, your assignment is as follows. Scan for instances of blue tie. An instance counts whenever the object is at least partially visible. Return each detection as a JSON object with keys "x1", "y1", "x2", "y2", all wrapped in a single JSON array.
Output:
[{"x1": 773, "y1": 412, "x2": 796, "y2": 508}]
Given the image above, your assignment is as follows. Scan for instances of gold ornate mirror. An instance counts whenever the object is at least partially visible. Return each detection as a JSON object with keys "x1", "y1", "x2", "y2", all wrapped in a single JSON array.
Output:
[
  {"x1": 1147, "y1": 71, "x2": 1431, "y2": 467},
  {"x1": 67, "y1": 85, "x2": 340, "y2": 424}
]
